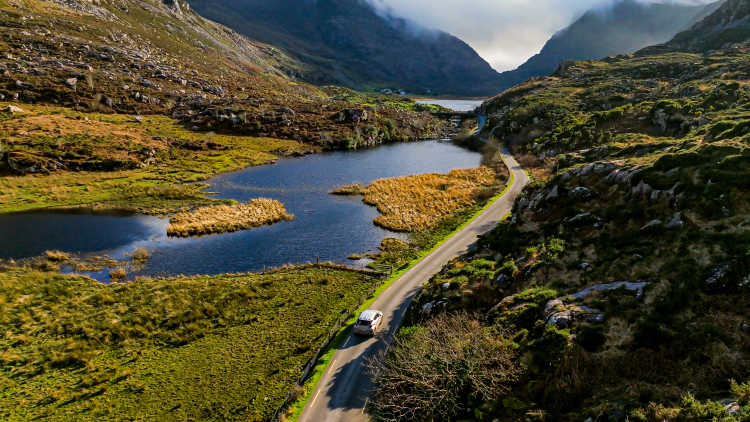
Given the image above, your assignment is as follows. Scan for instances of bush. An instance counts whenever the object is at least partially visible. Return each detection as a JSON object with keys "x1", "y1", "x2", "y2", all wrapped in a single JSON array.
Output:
[{"x1": 370, "y1": 313, "x2": 520, "y2": 421}]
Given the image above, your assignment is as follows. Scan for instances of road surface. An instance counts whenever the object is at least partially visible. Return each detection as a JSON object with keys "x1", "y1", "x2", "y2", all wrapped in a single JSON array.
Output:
[
  {"x1": 474, "y1": 114, "x2": 487, "y2": 136},
  {"x1": 298, "y1": 144, "x2": 529, "y2": 422}
]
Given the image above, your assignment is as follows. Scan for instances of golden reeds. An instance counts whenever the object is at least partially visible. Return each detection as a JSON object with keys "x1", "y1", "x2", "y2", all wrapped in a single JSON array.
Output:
[
  {"x1": 339, "y1": 167, "x2": 498, "y2": 232},
  {"x1": 330, "y1": 184, "x2": 364, "y2": 195},
  {"x1": 167, "y1": 198, "x2": 294, "y2": 237}
]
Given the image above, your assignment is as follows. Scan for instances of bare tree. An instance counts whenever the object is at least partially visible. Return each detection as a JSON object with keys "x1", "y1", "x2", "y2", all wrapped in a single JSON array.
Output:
[{"x1": 368, "y1": 313, "x2": 520, "y2": 422}]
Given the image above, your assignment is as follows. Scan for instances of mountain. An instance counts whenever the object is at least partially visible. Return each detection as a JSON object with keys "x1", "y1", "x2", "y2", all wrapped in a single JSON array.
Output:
[
  {"x1": 0, "y1": 0, "x2": 447, "y2": 149},
  {"x1": 494, "y1": 0, "x2": 722, "y2": 91},
  {"x1": 667, "y1": 0, "x2": 750, "y2": 51},
  {"x1": 186, "y1": 0, "x2": 503, "y2": 96}
]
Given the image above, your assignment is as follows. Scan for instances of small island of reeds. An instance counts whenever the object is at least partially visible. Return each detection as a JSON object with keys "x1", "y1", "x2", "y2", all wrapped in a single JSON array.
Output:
[
  {"x1": 167, "y1": 198, "x2": 294, "y2": 237},
  {"x1": 333, "y1": 167, "x2": 501, "y2": 232}
]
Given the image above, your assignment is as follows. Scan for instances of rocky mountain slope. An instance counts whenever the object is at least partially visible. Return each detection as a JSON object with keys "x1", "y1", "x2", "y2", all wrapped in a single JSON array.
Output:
[
  {"x1": 0, "y1": 0, "x2": 448, "y2": 214},
  {"x1": 186, "y1": 0, "x2": 504, "y2": 96},
  {"x1": 494, "y1": 0, "x2": 722, "y2": 91},
  {"x1": 667, "y1": 0, "x2": 750, "y2": 51},
  {"x1": 370, "y1": 3, "x2": 750, "y2": 421},
  {"x1": 0, "y1": 0, "x2": 445, "y2": 149}
]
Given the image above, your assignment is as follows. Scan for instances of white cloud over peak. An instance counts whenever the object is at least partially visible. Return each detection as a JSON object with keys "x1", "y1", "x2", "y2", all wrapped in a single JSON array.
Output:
[{"x1": 368, "y1": 0, "x2": 714, "y2": 71}]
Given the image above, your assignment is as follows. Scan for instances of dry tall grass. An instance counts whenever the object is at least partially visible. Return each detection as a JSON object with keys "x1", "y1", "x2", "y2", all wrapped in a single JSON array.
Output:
[
  {"x1": 349, "y1": 167, "x2": 499, "y2": 232},
  {"x1": 167, "y1": 198, "x2": 293, "y2": 237}
]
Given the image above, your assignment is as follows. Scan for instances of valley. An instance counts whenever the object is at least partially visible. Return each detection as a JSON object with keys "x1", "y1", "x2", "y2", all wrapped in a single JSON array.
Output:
[{"x1": 1, "y1": 0, "x2": 749, "y2": 421}]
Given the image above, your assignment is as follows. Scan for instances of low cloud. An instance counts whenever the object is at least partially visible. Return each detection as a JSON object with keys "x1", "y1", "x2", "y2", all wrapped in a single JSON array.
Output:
[{"x1": 368, "y1": 0, "x2": 714, "y2": 71}]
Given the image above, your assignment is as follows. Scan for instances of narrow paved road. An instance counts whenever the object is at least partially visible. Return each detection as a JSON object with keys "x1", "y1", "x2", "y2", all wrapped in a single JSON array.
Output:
[
  {"x1": 298, "y1": 145, "x2": 529, "y2": 422},
  {"x1": 474, "y1": 114, "x2": 487, "y2": 136}
]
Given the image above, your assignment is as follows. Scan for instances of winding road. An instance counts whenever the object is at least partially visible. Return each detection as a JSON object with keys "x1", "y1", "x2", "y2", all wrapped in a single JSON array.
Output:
[{"x1": 298, "y1": 142, "x2": 529, "y2": 422}]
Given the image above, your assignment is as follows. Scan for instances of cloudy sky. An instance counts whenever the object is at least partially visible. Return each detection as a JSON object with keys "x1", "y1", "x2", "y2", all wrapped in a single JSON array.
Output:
[{"x1": 370, "y1": 0, "x2": 711, "y2": 71}]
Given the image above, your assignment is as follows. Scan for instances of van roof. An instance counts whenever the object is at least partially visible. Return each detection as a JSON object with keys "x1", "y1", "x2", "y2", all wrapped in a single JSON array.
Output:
[{"x1": 358, "y1": 310, "x2": 380, "y2": 321}]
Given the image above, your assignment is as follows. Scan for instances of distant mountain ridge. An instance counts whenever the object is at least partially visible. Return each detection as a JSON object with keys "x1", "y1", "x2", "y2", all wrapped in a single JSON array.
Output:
[
  {"x1": 494, "y1": 0, "x2": 722, "y2": 91},
  {"x1": 187, "y1": 0, "x2": 504, "y2": 96},
  {"x1": 666, "y1": 0, "x2": 750, "y2": 51}
]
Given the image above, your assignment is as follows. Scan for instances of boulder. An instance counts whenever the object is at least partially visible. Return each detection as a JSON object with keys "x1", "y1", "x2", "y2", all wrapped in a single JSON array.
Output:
[
  {"x1": 566, "y1": 212, "x2": 598, "y2": 226},
  {"x1": 570, "y1": 186, "x2": 594, "y2": 200},
  {"x1": 3, "y1": 105, "x2": 24, "y2": 114},
  {"x1": 569, "y1": 281, "x2": 649, "y2": 300},
  {"x1": 332, "y1": 108, "x2": 368, "y2": 123},
  {"x1": 593, "y1": 162, "x2": 616, "y2": 175},
  {"x1": 665, "y1": 212, "x2": 684, "y2": 230},
  {"x1": 640, "y1": 219, "x2": 662, "y2": 232},
  {"x1": 720, "y1": 399, "x2": 740, "y2": 416},
  {"x1": 545, "y1": 185, "x2": 559, "y2": 201},
  {"x1": 653, "y1": 109, "x2": 669, "y2": 132},
  {"x1": 705, "y1": 264, "x2": 730, "y2": 288},
  {"x1": 632, "y1": 181, "x2": 653, "y2": 198},
  {"x1": 65, "y1": 77, "x2": 78, "y2": 88},
  {"x1": 544, "y1": 299, "x2": 605, "y2": 328}
]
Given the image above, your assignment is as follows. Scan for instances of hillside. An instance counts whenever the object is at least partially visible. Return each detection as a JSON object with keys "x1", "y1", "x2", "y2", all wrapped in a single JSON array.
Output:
[
  {"x1": 494, "y1": 0, "x2": 722, "y2": 91},
  {"x1": 667, "y1": 0, "x2": 750, "y2": 51},
  {"x1": 186, "y1": 0, "x2": 504, "y2": 96},
  {"x1": 369, "y1": 4, "x2": 750, "y2": 421},
  {"x1": 0, "y1": 0, "x2": 447, "y2": 214}
]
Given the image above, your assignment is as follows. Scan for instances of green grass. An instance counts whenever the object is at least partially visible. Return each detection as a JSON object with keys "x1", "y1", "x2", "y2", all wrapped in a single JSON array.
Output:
[
  {"x1": 0, "y1": 103, "x2": 309, "y2": 214},
  {"x1": 284, "y1": 166, "x2": 518, "y2": 420},
  {"x1": 0, "y1": 265, "x2": 379, "y2": 421}
]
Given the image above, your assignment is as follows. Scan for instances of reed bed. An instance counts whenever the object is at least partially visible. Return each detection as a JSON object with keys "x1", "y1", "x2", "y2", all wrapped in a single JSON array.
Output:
[
  {"x1": 167, "y1": 198, "x2": 293, "y2": 237},
  {"x1": 349, "y1": 167, "x2": 500, "y2": 232},
  {"x1": 330, "y1": 184, "x2": 364, "y2": 195}
]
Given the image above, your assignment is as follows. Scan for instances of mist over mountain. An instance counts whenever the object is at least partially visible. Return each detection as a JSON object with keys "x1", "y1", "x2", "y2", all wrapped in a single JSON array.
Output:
[
  {"x1": 187, "y1": 0, "x2": 504, "y2": 96},
  {"x1": 493, "y1": 0, "x2": 722, "y2": 91}
]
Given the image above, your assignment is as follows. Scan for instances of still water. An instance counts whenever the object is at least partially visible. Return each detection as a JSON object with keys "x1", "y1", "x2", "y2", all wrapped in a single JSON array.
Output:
[
  {"x1": 415, "y1": 98, "x2": 484, "y2": 112},
  {"x1": 0, "y1": 141, "x2": 482, "y2": 278}
]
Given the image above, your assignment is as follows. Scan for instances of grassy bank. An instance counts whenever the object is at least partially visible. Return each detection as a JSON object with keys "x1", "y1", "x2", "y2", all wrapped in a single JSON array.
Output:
[
  {"x1": 0, "y1": 103, "x2": 310, "y2": 215},
  {"x1": 0, "y1": 265, "x2": 379, "y2": 421},
  {"x1": 167, "y1": 199, "x2": 294, "y2": 237}
]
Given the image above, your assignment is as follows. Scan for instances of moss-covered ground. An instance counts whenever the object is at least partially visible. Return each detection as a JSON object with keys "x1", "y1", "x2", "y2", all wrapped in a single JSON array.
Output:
[{"x1": 0, "y1": 265, "x2": 379, "y2": 421}]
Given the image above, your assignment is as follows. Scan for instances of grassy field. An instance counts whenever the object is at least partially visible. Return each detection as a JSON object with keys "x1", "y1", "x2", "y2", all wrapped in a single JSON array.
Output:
[
  {"x1": 167, "y1": 199, "x2": 294, "y2": 237},
  {"x1": 0, "y1": 265, "x2": 379, "y2": 421},
  {"x1": 333, "y1": 167, "x2": 503, "y2": 232},
  {"x1": 0, "y1": 103, "x2": 310, "y2": 214}
]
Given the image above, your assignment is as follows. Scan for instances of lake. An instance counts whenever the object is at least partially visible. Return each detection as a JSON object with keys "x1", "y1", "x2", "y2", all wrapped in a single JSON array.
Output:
[
  {"x1": 415, "y1": 98, "x2": 485, "y2": 112},
  {"x1": 0, "y1": 140, "x2": 483, "y2": 279}
]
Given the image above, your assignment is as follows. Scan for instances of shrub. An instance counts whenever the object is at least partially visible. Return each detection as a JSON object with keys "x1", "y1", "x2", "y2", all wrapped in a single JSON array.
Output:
[{"x1": 370, "y1": 313, "x2": 520, "y2": 422}]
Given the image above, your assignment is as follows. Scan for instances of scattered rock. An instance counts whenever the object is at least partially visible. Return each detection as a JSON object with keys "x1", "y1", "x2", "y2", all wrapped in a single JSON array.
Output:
[
  {"x1": 721, "y1": 399, "x2": 740, "y2": 416},
  {"x1": 495, "y1": 273, "x2": 511, "y2": 288},
  {"x1": 332, "y1": 108, "x2": 368, "y2": 123},
  {"x1": 569, "y1": 281, "x2": 649, "y2": 300},
  {"x1": 640, "y1": 219, "x2": 663, "y2": 232},
  {"x1": 133, "y1": 115, "x2": 144, "y2": 123},
  {"x1": 3, "y1": 105, "x2": 24, "y2": 114},
  {"x1": 653, "y1": 108, "x2": 668, "y2": 132},
  {"x1": 570, "y1": 186, "x2": 594, "y2": 200},
  {"x1": 545, "y1": 185, "x2": 559, "y2": 201},
  {"x1": 665, "y1": 212, "x2": 684, "y2": 230},
  {"x1": 705, "y1": 264, "x2": 730, "y2": 288},
  {"x1": 544, "y1": 299, "x2": 605, "y2": 328}
]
